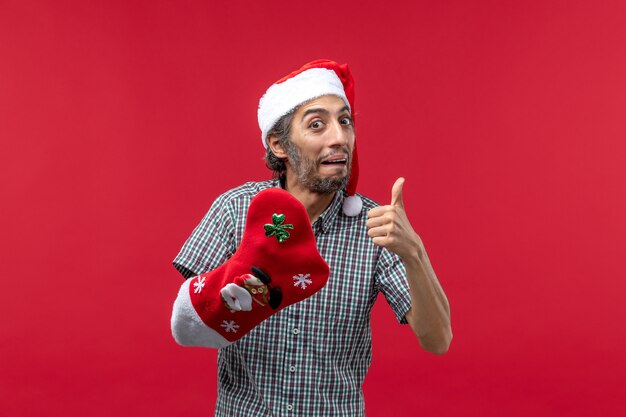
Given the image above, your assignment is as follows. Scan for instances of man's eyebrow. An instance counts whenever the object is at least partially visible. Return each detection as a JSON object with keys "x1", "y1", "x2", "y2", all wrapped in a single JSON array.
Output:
[
  {"x1": 301, "y1": 105, "x2": 351, "y2": 120},
  {"x1": 301, "y1": 107, "x2": 329, "y2": 120}
]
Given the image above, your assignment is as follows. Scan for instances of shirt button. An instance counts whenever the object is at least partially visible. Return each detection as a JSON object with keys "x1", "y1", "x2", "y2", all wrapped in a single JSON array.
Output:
[
  {"x1": 286, "y1": 404, "x2": 293, "y2": 411},
  {"x1": 292, "y1": 328, "x2": 300, "y2": 335},
  {"x1": 289, "y1": 366, "x2": 296, "y2": 372}
]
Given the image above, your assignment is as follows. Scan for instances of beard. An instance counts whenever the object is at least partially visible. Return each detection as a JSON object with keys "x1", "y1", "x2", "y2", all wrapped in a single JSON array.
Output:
[{"x1": 284, "y1": 141, "x2": 351, "y2": 194}]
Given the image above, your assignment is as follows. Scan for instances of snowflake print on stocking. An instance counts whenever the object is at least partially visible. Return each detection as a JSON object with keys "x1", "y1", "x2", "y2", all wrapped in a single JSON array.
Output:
[
  {"x1": 221, "y1": 320, "x2": 239, "y2": 333},
  {"x1": 293, "y1": 273, "x2": 312, "y2": 290},
  {"x1": 193, "y1": 277, "x2": 206, "y2": 294}
]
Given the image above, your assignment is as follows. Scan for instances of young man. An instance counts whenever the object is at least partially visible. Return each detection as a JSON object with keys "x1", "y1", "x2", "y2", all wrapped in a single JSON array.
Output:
[{"x1": 172, "y1": 60, "x2": 451, "y2": 416}]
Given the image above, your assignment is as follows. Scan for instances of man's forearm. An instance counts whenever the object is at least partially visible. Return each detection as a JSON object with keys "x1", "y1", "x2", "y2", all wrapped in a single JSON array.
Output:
[{"x1": 403, "y1": 243, "x2": 452, "y2": 355}]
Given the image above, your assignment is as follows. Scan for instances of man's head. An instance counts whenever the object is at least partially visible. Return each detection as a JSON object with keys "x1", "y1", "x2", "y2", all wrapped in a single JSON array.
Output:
[
  {"x1": 258, "y1": 60, "x2": 363, "y2": 216},
  {"x1": 265, "y1": 95, "x2": 354, "y2": 194}
]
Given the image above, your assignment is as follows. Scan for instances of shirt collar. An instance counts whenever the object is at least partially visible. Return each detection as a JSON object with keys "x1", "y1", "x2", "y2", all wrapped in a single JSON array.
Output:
[
  {"x1": 271, "y1": 179, "x2": 344, "y2": 234},
  {"x1": 314, "y1": 190, "x2": 344, "y2": 234}
]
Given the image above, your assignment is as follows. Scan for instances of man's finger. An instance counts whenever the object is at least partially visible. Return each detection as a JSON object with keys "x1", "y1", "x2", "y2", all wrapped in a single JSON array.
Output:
[
  {"x1": 391, "y1": 177, "x2": 405, "y2": 207},
  {"x1": 366, "y1": 215, "x2": 390, "y2": 229},
  {"x1": 371, "y1": 236, "x2": 389, "y2": 247},
  {"x1": 367, "y1": 225, "x2": 389, "y2": 238},
  {"x1": 367, "y1": 206, "x2": 391, "y2": 218}
]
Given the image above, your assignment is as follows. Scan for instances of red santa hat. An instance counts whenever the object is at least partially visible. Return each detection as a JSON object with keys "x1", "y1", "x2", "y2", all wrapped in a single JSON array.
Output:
[{"x1": 257, "y1": 59, "x2": 362, "y2": 217}]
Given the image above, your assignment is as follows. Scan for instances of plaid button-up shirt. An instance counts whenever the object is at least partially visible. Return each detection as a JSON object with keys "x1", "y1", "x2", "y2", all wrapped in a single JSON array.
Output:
[{"x1": 173, "y1": 180, "x2": 412, "y2": 417}]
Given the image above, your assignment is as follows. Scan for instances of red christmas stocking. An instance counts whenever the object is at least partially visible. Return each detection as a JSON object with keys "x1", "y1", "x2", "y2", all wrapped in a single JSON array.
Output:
[{"x1": 171, "y1": 188, "x2": 330, "y2": 348}]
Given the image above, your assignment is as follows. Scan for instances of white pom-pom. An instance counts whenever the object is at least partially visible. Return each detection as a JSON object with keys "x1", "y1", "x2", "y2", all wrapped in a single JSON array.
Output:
[{"x1": 342, "y1": 195, "x2": 363, "y2": 217}]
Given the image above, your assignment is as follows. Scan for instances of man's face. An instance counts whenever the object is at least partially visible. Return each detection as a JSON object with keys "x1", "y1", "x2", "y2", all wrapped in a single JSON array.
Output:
[{"x1": 284, "y1": 95, "x2": 355, "y2": 193}]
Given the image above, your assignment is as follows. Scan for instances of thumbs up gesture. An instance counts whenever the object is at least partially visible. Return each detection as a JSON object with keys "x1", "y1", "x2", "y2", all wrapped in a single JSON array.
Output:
[{"x1": 366, "y1": 178, "x2": 423, "y2": 260}]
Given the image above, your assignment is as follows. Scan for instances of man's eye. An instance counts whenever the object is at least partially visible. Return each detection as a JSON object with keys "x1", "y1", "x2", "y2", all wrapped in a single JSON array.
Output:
[
  {"x1": 340, "y1": 117, "x2": 352, "y2": 125},
  {"x1": 310, "y1": 121, "x2": 323, "y2": 129}
]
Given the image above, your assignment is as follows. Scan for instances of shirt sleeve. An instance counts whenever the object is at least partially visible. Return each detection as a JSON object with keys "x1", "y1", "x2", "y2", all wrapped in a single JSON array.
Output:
[
  {"x1": 172, "y1": 193, "x2": 236, "y2": 279},
  {"x1": 374, "y1": 248, "x2": 412, "y2": 324}
]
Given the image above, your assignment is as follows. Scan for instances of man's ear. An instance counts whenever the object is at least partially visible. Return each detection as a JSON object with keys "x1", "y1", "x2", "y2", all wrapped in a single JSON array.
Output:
[{"x1": 267, "y1": 134, "x2": 288, "y2": 159}]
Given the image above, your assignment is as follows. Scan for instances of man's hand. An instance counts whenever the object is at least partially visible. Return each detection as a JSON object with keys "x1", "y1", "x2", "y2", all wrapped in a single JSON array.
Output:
[{"x1": 366, "y1": 177, "x2": 423, "y2": 260}]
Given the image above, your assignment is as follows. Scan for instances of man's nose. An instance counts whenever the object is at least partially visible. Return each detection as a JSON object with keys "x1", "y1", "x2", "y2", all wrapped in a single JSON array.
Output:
[{"x1": 327, "y1": 120, "x2": 350, "y2": 147}]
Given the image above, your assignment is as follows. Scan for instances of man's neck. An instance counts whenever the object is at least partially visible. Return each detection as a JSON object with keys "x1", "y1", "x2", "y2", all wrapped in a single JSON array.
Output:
[{"x1": 282, "y1": 175, "x2": 335, "y2": 224}]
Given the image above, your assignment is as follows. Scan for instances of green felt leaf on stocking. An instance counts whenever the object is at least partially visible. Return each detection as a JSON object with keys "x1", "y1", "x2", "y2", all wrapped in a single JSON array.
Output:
[{"x1": 264, "y1": 213, "x2": 294, "y2": 243}]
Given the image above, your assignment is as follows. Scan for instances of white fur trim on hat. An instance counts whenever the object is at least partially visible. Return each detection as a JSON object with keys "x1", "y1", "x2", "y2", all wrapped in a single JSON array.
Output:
[{"x1": 258, "y1": 68, "x2": 350, "y2": 148}]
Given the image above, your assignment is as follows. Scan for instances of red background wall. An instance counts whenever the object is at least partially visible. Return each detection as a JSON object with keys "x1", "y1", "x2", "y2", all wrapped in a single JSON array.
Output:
[{"x1": 1, "y1": 1, "x2": 625, "y2": 416}]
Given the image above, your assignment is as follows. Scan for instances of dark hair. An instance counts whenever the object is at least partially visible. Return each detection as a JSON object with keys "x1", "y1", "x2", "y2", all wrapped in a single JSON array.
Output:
[{"x1": 264, "y1": 109, "x2": 297, "y2": 182}]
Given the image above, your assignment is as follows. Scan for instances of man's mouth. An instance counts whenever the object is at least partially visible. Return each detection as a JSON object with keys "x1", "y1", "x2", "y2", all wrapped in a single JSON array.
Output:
[{"x1": 320, "y1": 155, "x2": 348, "y2": 166}]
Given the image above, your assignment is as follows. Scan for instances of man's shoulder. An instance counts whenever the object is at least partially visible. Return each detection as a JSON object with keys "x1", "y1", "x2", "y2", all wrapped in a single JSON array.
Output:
[
  {"x1": 327, "y1": 192, "x2": 383, "y2": 225},
  {"x1": 213, "y1": 179, "x2": 279, "y2": 207},
  {"x1": 353, "y1": 193, "x2": 382, "y2": 212}
]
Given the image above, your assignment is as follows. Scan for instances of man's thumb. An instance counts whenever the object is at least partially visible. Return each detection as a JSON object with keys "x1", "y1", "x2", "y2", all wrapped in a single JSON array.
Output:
[{"x1": 391, "y1": 177, "x2": 405, "y2": 207}]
